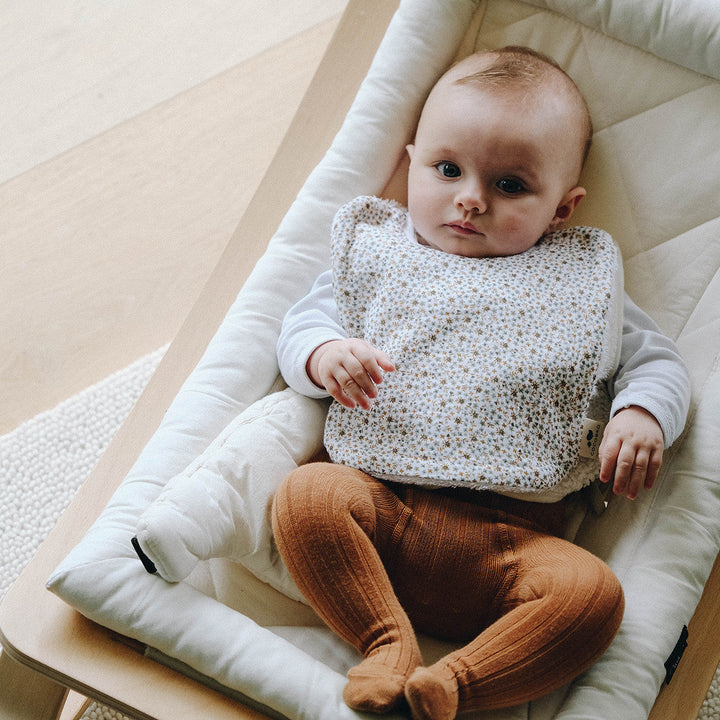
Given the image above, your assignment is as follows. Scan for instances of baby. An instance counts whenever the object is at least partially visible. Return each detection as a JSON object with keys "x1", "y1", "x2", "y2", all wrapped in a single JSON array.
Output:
[{"x1": 273, "y1": 47, "x2": 690, "y2": 719}]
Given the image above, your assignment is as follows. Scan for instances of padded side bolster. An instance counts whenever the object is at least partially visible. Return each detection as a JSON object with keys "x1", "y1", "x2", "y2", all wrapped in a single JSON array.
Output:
[{"x1": 134, "y1": 389, "x2": 328, "y2": 597}]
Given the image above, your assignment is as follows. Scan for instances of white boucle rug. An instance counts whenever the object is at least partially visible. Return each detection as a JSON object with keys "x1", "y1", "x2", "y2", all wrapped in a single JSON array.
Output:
[
  {"x1": 0, "y1": 347, "x2": 166, "y2": 720},
  {"x1": 1, "y1": 347, "x2": 718, "y2": 720}
]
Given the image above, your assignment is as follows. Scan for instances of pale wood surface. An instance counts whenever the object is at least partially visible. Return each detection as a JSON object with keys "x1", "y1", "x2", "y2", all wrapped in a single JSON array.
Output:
[
  {"x1": 59, "y1": 692, "x2": 89, "y2": 720},
  {"x1": 0, "y1": 0, "x2": 347, "y2": 184},
  {"x1": 0, "y1": 0, "x2": 345, "y2": 434},
  {"x1": 0, "y1": 651, "x2": 68, "y2": 720}
]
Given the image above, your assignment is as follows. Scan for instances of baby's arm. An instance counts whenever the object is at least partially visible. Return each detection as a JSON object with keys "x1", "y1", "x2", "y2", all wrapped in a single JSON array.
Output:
[
  {"x1": 278, "y1": 270, "x2": 394, "y2": 406},
  {"x1": 308, "y1": 339, "x2": 394, "y2": 410},
  {"x1": 598, "y1": 406, "x2": 664, "y2": 500},
  {"x1": 602, "y1": 295, "x2": 691, "y2": 499},
  {"x1": 277, "y1": 270, "x2": 347, "y2": 398}
]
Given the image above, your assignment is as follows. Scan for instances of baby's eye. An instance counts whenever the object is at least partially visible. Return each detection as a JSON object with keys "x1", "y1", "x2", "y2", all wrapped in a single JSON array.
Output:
[
  {"x1": 496, "y1": 178, "x2": 525, "y2": 195},
  {"x1": 436, "y1": 162, "x2": 461, "y2": 178}
]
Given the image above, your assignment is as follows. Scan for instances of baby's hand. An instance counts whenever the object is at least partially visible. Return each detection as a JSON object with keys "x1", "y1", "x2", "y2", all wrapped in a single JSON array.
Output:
[
  {"x1": 598, "y1": 406, "x2": 664, "y2": 500},
  {"x1": 307, "y1": 338, "x2": 395, "y2": 410}
]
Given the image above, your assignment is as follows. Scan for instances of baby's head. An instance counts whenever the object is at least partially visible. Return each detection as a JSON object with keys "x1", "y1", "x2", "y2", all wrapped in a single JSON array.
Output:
[{"x1": 406, "y1": 46, "x2": 592, "y2": 258}]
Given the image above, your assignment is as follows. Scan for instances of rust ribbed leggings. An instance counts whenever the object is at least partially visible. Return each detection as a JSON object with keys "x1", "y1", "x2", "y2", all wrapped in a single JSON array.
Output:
[{"x1": 271, "y1": 463, "x2": 624, "y2": 719}]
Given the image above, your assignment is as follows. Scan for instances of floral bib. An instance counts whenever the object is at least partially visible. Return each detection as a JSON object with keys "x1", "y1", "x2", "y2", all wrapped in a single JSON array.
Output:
[{"x1": 324, "y1": 196, "x2": 623, "y2": 501}]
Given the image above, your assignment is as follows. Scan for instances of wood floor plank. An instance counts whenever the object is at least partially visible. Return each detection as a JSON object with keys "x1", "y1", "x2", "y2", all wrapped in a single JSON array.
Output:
[
  {"x1": 0, "y1": 16, "x2": 340, "y2": 433},
  {"x1": 0, "y1": 0, "x2": 347, "y2": 183}
]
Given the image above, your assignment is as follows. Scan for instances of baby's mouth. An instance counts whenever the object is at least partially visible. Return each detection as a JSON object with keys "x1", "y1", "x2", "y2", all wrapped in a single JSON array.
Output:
[{"x1": 447, "y1": 221, "x2": 480, "y2": 235}]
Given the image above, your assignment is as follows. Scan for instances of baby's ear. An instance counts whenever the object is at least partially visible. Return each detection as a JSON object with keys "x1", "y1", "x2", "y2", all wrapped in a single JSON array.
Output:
[{"x1": 549, "y1": 186, "x2": 586, "y2": 229}]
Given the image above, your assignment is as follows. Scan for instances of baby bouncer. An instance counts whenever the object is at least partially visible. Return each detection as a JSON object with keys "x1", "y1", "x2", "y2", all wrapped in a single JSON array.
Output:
[{"x1": 2, "y1": 0, "x2": 719, "y2": 718}]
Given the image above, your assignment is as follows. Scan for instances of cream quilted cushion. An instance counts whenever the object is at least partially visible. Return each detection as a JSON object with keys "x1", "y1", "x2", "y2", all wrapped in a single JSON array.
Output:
[{"x1": 524, "y1": 0, "x2": 720, "y2": 80}]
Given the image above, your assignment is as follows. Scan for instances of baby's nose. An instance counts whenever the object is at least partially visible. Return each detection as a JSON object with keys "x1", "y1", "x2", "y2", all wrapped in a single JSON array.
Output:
[{"x1": 455, "y1": 182, "x2": 487, "y2": 214}]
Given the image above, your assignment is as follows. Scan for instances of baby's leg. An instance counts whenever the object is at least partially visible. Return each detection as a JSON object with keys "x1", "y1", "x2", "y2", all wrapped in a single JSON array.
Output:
[
  {"x1": 271, "y1": 462, "x2": 422, "y2": 713},
  {"x1": 404, "y1": 523, "x2": 624, "y2": 720}
]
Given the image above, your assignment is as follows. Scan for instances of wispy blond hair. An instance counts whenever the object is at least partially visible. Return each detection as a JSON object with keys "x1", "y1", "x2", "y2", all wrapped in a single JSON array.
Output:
[{"x1": 454, "y1": 46, "x2": 593, "y2": 168}]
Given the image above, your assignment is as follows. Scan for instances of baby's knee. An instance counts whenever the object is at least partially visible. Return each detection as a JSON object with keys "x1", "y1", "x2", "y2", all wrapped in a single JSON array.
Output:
[
  {"x1": 577, "y1": 552, "x2": 623, "y2": 617},
  {"x1": 273, "y1": 462, "x2": 329, "y2": 528},
  {"x1": 274, "y1": 462, "x2": 320, "y2": 505},
  {"x1": 272, "y1": 462, "x2": 377, "y2": 537},
  {"x1": 553, "y1": 551, "x2": 625, "y2": 651},
  {"x1": 522, "y1": 544, "x2": 624, "y2": 637}
]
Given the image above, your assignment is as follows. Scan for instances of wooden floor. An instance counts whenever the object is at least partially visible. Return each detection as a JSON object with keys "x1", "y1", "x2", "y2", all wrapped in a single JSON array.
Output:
[{"x1": 0, "y1": 0, "x2": 347, "y2": 435}]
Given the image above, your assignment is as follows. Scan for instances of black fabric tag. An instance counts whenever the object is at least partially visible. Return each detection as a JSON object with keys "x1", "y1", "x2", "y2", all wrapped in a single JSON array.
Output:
[
  {"x1": 664, "y1": 625, "x2": 689, "y2": 684},
  {"x1": 131, "y1": 535, "x2": 157, "y2": 575}
]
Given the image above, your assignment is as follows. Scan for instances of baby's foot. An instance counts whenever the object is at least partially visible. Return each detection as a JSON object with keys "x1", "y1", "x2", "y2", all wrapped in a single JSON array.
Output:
[
  {"x1": 404, "y1": 666, "x2": 458, "y2": 720},
  {"x1": 343, "y1": 645, "x2": 422, "y2": 714},
  {"x1": 343, "y1": 664, "x2": 409, "y2": 714}
]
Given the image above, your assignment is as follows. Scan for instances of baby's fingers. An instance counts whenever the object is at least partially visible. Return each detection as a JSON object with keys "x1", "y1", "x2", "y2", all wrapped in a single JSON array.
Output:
[
  {"x1": 604, "y1": 445, "x2": 662, "y2": 500},
  {"x1": 609, "y1": 443, "x2": 636, "y2": 497},
  {"x1": 350, "y1": 345, "x2": 394, "y2": 386},
  {"x1": 314, "y1": 338, "x2": 394, "y2": 411},
  {"x1": 323, "y1": 370, "x2": 362, "y2": 409},
  {"x1": 598, "y1": 406, "x2": 665, "y2": 500},
  {"x1": 598, "y1": 435, "x2": 620, "y2": 485},
  {"x1": 373, "y1": 348, "x2": 396, "y2": 375},
  {"x1": 599, "y1": 435, "x2": 639, "y2": 498},
  {"x1": 337, "y1": 359, "x2": 378, "y2": 410},
  {"x1": 644, "y1": 448, "x2": 663, "y2": 490},
  {"x1": 621, "y1": 449, "x2": 651, "y2": 500}
]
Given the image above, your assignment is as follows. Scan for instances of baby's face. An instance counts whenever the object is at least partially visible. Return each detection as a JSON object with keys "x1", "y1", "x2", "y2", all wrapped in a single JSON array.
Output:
[{"x1": 406, "y1": 78, "x2": 586, "y2": 258}]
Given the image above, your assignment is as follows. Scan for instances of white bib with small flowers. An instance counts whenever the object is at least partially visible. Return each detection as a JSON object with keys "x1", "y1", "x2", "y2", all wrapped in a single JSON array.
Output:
[{"x1": 324, "y1": 196, "x2": 624, "y2": 501}]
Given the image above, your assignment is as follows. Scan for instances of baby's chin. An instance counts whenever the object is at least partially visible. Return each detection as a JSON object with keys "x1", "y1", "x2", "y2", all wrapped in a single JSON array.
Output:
[{"x1": 416, "y1": 231, "x2": 495, "y2": 259}]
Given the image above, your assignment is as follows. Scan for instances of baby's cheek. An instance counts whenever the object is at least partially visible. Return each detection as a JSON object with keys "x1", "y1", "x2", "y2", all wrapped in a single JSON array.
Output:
[
  {"x1": 498, "y1": 214, "x2": 548, "y2": 253},
  {"x1": 408, "y1": 193, "x2": 436, "y2": 235},
  {"x1": 501, "y1": 218, "x2": 523, "y2": 236},
  {"x1": 498, "y1": 219, "x2": 527, "y2": 245}
]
